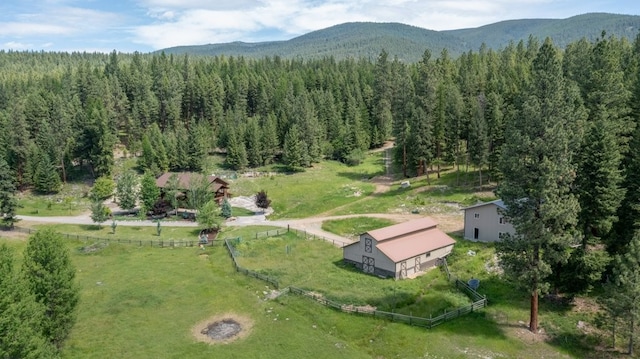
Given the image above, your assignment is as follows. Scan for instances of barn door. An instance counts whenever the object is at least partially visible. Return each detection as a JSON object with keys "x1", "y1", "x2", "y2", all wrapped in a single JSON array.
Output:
[
  {"x1": 362, "y1": 256, "x2": 375, "y2": 274},
  {"x1": 400, "y1": 261, "x2": 407, "y2": 278},
  {"x1": 415, "y1": 257, "x2": 421, "y2": 273}
]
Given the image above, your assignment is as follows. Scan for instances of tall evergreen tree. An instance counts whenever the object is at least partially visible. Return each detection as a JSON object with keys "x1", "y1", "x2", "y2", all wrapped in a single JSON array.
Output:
[
  {"x1": 282, "y1": 124, "x2": 306, "y2": 171},
  {"x1": 22, "y1": 229, "x2": 79, "y2": 350},
  {"x1": 33, "y1": 152, "x2": 61, "y2": 194},
  {"x1": 139, "y1": 171, "x2": 160, "y2": 213},
  {"x1": 0, "y1": 245, "x2": 56, "y2": 359},
  {"x1": 496, "y1": 39, "x2": 581, "y2": 333},
  {"x1": 601, "y1": 230, "x2": 640, "y2": 355},
  {"x1": 0, "y1": 158, "x2": 18, "y2": 228},
  {"x1": 225, "y1": 127, "x2": 248, "y2": 170},
  {"x1": 468, "y1": 95, "x2": 490, "y2": 187}
]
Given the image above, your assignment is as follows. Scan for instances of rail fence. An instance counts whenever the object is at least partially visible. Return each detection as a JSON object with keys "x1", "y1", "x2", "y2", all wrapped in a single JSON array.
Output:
[
  {"x1": 4, "y1": 226, "x2": 217, "y2": 248},
  {"x1": 223, "y1": 234, "x2": 488, "y2": 330},
  {"x1": 288, "y1": 285, "x2": 486, "y2": 329},
  {"x1": 224, "y1": 238, "x2": 279, "y2": 288},
  {"x1": 238, "y1": 226, "x2": 351, "y2": 247}
]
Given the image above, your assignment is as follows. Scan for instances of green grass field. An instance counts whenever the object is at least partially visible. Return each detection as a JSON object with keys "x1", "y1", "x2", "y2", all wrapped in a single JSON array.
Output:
[
  {"x1": 3, "y1": 150, "x2": 611, "y2": 358},
  {"x1": 0, "y1": 229, "x2": 593, "y2": 359}
]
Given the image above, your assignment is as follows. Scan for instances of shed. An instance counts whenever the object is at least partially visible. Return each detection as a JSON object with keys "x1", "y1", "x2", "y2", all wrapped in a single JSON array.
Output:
[{"x1": 343, "y1": 217, "x2": 456, "y2": 279}]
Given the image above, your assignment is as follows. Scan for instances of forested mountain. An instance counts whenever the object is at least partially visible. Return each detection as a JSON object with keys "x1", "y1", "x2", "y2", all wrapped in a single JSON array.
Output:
[{"x1": 161, "y1": 13, "x2": 640, "y2": 61}]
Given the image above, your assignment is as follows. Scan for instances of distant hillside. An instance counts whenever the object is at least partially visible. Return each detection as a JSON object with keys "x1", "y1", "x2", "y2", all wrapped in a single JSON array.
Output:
[{"x1": 160, "y1": 13, "x2": 640, "y2": 61}]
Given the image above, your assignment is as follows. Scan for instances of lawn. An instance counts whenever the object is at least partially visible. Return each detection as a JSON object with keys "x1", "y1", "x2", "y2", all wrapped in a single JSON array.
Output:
[
  {"x1": 321, "y1": 217, "x2": 396, "y2": 240},
  {"x1": 0, "y1": 225, "x2": 601, "y2": 358},
  {"x1": 230, "y1": 153, "x2": 383, "y2": 219},
  {"x1": 231, "y1": 233, "x2": 472, "y2": 317}
]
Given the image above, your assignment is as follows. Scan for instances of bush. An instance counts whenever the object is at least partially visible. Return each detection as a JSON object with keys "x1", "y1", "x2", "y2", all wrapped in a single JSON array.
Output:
[{"x1": 90, "y1": 176, "x2": 115, "y2": 201}]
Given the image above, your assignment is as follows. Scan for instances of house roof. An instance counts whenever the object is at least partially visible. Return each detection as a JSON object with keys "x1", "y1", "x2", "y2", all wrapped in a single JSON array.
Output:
[
  {"x1": 366, "y1": 217, "x2": 438, "y2": 242},
  {"x1": 155, "y1": 172, "x2": 229, "y2": 190},
  {"x1": 461, "y1": 199, "x2": 506, "y2": 211}
]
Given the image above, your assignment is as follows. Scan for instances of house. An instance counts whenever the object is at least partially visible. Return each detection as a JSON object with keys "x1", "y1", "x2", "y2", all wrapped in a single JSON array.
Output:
[
  {"x1": 462, "y1": 199, "x2": 516, "y2": 242},
  {"x1": 343, "y1": 217, "x2": 456, "y2": 280},
  {"x1": 155, "y1": 172, "x2": 230, "y2": 204}
]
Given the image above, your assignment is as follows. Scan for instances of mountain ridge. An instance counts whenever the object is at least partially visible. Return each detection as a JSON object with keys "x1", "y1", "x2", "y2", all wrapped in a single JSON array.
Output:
[{"x1": 159, "y1": 13, "x2": 640, "y2": 61}]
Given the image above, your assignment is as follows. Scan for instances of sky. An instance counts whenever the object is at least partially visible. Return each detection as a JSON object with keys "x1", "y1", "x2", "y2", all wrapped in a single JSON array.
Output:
[{"x1": 1, "y1": 0, "x2": 639, "y2": 53}]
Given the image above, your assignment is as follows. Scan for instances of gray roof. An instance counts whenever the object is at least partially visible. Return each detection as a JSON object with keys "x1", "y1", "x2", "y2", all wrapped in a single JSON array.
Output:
[{"x1": 462, "y1": 199, "x2": 506, "y2": 211}]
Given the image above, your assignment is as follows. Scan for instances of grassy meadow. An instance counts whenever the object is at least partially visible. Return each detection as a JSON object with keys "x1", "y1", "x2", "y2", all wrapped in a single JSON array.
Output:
[
  {"x1": 0, "y1": 227, "x2": 598, "y2": 359},
  {"x1": 3, "y1": 151, "x2": 613, "y2": 358}
]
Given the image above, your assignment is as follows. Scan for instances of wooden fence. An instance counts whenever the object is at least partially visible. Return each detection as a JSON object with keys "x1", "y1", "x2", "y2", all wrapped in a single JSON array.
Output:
[
  {"x1": 239, "y1": 226, "x2": 351, "y2": 248},
  {"x1": 5, "y1": 226, "x2": 217, "y2": 248},
  {"x1": 224, "y1": 238, "x2": 279, "y2": 288},
  {"x1": 288, "y1": 285, "x2": 486, "y2": 329},
  {"x1": 224, "y1": 235, "x2": 487, "y2": 329}
]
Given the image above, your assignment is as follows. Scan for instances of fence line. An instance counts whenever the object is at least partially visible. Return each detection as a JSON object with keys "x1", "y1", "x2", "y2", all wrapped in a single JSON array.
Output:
[
  {"x1": 224, "y1": 235, "x2": 487, "y2": 329},
  {"x1": 224, "y1": 238, "x2": 279, "y2": 289},
  {"x1": 287, "y1": 285, "x2": 484, "y2": 329},
  {"x1": 236, "y1": 226, "x2": 351, "y2": 248},
  {"x1": 5, "y1": 226, "x2": 217, "y2": 248},
  {"x1": 441, "y1": 257, "x2": 488, "y2": 304}
]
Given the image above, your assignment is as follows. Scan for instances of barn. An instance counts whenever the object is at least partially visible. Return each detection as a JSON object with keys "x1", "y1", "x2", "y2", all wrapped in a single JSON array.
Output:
[{"x1": 343, "y1": 217, "x2": 456, "y2": 279}]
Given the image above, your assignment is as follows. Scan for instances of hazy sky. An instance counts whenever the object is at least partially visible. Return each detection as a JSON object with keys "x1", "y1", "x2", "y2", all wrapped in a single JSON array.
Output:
[{"x1": 1, "y1": 0, "x2": 639, "y2": 53}]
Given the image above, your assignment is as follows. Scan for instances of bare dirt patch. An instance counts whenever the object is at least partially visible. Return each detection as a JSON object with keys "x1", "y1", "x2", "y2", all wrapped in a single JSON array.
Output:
[{"x1": 192, "y1": 313, "x2": 253, "y2": 345}]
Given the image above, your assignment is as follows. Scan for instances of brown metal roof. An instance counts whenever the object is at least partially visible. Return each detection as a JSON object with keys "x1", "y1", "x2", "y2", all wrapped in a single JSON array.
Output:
[
  {"x1": 155, "y1": 172, "x2": 228, "y2": 190},
  {"x1": 366, "y1": 217, "x2": 438, "y2": 242},
  {"x1": 376, "y1": 227, "x2": 456, "y2": 263}
]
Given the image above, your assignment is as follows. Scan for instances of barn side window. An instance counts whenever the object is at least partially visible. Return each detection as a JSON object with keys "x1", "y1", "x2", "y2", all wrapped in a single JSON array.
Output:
[{"x1": 474, "y1": 213, "x2": 480, "y2": 219}]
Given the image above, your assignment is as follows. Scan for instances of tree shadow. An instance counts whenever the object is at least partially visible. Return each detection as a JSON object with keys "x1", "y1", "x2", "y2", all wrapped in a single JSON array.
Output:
[{"x1": 78, "y1": 224, "x2": 103, "y2": 231}]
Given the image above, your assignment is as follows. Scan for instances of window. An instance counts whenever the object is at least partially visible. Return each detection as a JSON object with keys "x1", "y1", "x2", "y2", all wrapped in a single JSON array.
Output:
[
  {"x1": 474, "y1": 213, "x2": 480, "y2": 219},
  {"x1": 425, "y1": 252, "x2": 431, "y2": 258},
  {"x1": 498, "y1": 232, "x2": 504, "y2": 239},
  {"x1": 499, "y1": 217, "x2": 505, "y2": 224},
  {"x1": 364, "y1": 238, "x2": 372, "y2": 253}
]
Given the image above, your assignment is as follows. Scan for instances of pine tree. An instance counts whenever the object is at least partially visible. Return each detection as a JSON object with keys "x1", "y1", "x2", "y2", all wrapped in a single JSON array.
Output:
[
  {"x1": 601, "y1": 230, "x2": 640, "y2": 355},
  {"x1": 260, "y1": 113, "x2": 279, "y2": 165},
  {"x1": 221, "y1": 198, "x2": 232, "y2": 219},
  {"x1": 33, "y1": 151, "x2": 61, "y2": 195},
  {"x1": 468, "y1": 95, "x2": 489, "y2": 187},
  {"x1": 496, "y1": 39, "x2": 581, "y2": 333},
  {"x1": 245, "y1": 116, "x2": 262, "y2": 168},
  {"x1": 282, "y1": 124, "x2": 305, "y2": 171},
  {"x1": 22, "y1": 229, "x2": 80, "y2": 350},
  {"x1": 0, "y1": 157, "x2": 18, "y2": 228},
  {"x1": 0, "y1": 245, "x2": 56, "y2": 358},
  {"x1": 225, "y1": 127, "x2": 248, "y2": 170}
]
